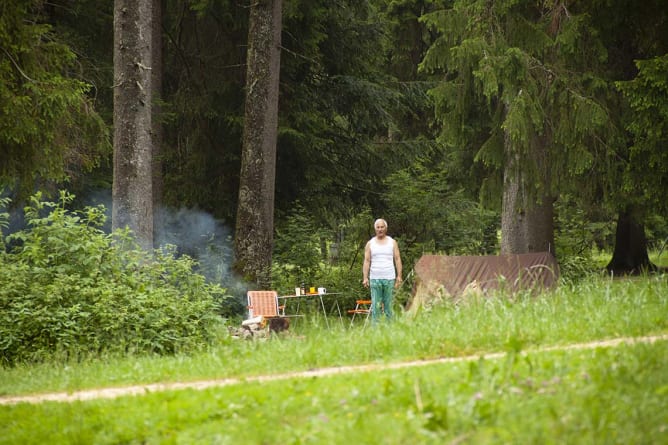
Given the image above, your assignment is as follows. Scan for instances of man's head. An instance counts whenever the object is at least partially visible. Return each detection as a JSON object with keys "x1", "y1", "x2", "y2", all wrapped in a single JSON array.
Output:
[{"x1": 374, "y1": 218, "x2": 388, "y2": 238}]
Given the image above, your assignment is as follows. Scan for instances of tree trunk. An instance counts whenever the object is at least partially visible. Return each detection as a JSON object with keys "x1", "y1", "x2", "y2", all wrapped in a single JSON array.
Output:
[
  {"x1": 151, "y1": 0, "x2": 164, "y2": 248},
  {"x1": 234, "y1": 0, "x2": 282, "y2": 287},
  {"x1": 501, "y1": 133, "x2": 555, "y2": 255},
  {"x1": 606, "y1": 209, "x2": 656, "y2": 275},
  {"x1": 112, "y1": 0, "x2": 154, "y2": 250}
]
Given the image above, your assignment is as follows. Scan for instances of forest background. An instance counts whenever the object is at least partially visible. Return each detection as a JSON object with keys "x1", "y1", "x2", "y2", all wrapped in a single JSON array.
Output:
[{"x1": 1, "y1": 0, "x2": 667, "y2": 325}]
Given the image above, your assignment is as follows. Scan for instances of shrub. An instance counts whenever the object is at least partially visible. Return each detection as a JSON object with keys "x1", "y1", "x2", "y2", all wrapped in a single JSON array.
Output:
[
  {"x1": 273, "y1": 204, "x2": 324, "y2": 286},
  {"x1": 0, "y1": 191, "x2": 229, "y2": 366}
]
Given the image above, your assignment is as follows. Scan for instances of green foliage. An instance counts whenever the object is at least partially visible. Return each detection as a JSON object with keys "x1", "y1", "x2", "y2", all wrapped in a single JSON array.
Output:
[
  {"x1": 0, "y1": 194, "x2": 8, "y2": 251},
  {"x1": 616, "y1": 55, "x2": 668, "y2": 213},
  {"x1": 159, "y1": 0, "x2": 248, "y2": 222},
  {"x1": 0, "y1": 192, "x2": 228, "y2": 365},
  {"x1": 272, "y1": 162, "x2": 501, "y2": 304},
  {"x1": 272, "y1": 158, "x2": 500, "y2": 300},
  {"x1": 554, "y1": 194, "x2": 615, "y2": 281},
  {"x1": 383, "y1": 162, "x2": 498, "y2": 265},
  {"x1": 0, "y1": 1, "x2": 110, "y2": 197},
  {"x1": 154, "y1": 0, "x2": 445, "y2": 236},
  {"x1": 645, "y1": 214, "x2": 668, "y2": 253},
  {"x1": 273, "y1": 204, "x2": 325, "y2": 284},
  {"x1": 420, "y1": 0, "x2": 618, "y2": 206},
  {"x1": 331, "y1": 207, "x2": 374, "y2": 271},
  {"x1": 272, "y1": 204, "x2": 368, "y2": 310},
  {"x1": 277, "y1": 0, "x2": 427, "y2": 221}
]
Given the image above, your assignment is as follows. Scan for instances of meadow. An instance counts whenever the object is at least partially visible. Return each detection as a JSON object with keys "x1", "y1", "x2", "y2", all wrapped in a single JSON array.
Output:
[{"x1": 1, "y1": 274, "x2": 667, "y2": 444}]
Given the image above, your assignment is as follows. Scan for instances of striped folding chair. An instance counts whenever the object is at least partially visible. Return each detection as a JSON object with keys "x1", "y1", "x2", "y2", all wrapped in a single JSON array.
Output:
[
  {"x1": 347, "y1": 299, "x2": 372, "y2": 326},
  {"x1": 247, "y1": 290, "x2": 284, "y2": 319}
]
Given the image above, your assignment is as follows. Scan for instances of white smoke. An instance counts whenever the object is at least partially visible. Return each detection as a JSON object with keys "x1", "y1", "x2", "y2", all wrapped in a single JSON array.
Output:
[
  {"x1": 154, "y1": 206, "x2": 234, "y2": 285},
  {"x1": 82, "y1": 189, "x2": 235, "y2": 284}
]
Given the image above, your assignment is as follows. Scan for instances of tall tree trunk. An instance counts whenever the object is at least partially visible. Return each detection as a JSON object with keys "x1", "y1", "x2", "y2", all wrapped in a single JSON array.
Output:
[
  {"x1": 151, "y1": 0, "x2": 164, "y2": 248},
  {"x1": 501, "y1": 133, "x2": 555, "y2": 255},
  {"x1": 606, "y1": 209, "x2": 656, "y2": 275},
  {"x1": 234, "y1": 0, "x2": 282, "y2": 287},
  {"x1": 112, "y1": 0, "x2": 154, "y2": 250}
]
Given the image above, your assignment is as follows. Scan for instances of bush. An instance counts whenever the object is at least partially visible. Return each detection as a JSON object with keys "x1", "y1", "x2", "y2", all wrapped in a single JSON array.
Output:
[
  {"x1": 0, "y1": 192, "x2": 229, "y2": 366},
  {"x1": 273, "y1": 204, "x2": 325, "y2": 285}
]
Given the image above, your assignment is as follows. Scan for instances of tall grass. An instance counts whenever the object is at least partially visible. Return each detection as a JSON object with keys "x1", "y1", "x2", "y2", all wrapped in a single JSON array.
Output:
[
  {"x1": 1, "y1": 275, "x2": 666, "y2": 444},
  {"x1": 0, "y1": 274, "x2": 665, "y2": 397},
  {"x1": 1, "y1": 334, "x2": 666, "y2": 443}
]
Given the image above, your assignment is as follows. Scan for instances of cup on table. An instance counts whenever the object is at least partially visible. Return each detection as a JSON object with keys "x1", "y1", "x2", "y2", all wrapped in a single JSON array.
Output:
[
  {"x1": 309, "y1": 287, "x2": 316, "y2": 294},
  {"x1": 295, "y1": 287, "x2": 301, "y2": 296},
  {"x1": 317, "y1": 287, "x2": 326, "y2": 295}
]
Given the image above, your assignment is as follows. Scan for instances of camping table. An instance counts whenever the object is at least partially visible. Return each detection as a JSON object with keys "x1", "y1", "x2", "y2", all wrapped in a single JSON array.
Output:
[{"x1": 278, "y1": 292, "x2": 343, "y2": 328}]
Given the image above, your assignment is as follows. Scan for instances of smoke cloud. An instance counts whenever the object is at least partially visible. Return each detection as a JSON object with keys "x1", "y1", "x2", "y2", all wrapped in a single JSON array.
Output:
[
  {"x1": 84, "y1": 188, "x2": 240, "y2": 288},
  {"x1": 154, "y1": 206, "x2": 234, "y2": 285}
]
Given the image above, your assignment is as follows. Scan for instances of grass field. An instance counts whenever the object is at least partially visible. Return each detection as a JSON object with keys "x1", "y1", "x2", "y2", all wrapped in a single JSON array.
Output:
[{"x1": 1, "y1": 274, "x2": 666, "y2": 444}]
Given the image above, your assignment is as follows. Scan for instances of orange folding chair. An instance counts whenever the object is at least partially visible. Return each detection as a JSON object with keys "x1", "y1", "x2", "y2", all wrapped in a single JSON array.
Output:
[
  {"x1": 347, "y1": 299, "x2": 372, "y2": 326},
  {"x1": 247, "y1": 290, "x2": 284, "y2": 319}
]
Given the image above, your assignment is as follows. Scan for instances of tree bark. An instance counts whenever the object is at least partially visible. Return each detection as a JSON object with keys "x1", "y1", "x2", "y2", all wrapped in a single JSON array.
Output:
[
  {"x1": 500, "y1": 132, "x2": 555, "y2": 255},
  {"x1": 234, "y1": 0, "x2": 282, "y2": 287},
  {"x1": 151, "y1": 0, "x2": 164, "y2": 248},
  {"x1": 112, "y1": 0, "x2": 154, "y2": 250},
  {"x1": 606, "y1": 209, "x2": 656, "y2": 275}
]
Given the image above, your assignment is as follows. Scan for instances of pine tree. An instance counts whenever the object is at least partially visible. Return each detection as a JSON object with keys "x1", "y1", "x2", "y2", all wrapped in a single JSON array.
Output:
[
  {"x1": 234, "y1": 0, "x2": 282, "y2": 287},
  {"x1": 420, "y1": 1, "x2": 613, "y2": 255},
  {"x1": 112, "y1": 0, "x2": 158, "y2": 249}
]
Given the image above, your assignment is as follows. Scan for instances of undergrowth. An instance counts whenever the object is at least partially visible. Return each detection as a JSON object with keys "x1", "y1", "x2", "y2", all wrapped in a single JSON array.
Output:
[{"x1": 0, "y1": 191, "x2": 230, "y2": 365}]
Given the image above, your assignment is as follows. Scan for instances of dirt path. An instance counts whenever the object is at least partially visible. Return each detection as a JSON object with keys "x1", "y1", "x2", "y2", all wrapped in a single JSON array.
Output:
[{"x1": 2, "y1": 334, "x2": 666, "y2": 406}]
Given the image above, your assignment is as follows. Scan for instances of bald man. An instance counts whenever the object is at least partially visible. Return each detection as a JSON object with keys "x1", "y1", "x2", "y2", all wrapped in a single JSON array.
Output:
[{"x1": 362, "y1": 218, "x2": 402, "y2": 322}]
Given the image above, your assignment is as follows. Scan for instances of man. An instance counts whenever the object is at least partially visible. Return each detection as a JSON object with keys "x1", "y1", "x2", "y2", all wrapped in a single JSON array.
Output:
[{"x1": 362, "y1": 218, "x2": 402, "y2": 322}]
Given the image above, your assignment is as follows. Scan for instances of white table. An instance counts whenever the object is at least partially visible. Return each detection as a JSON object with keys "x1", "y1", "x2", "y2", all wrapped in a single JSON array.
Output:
[{"x1": 278, "y1": 292, "x2": 343, "y2": 328}]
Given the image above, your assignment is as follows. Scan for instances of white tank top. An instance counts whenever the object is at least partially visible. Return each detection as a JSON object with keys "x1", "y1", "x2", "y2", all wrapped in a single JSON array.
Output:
[{"x1": 369, "y1": 236, "x2": 396, "y2": 280}]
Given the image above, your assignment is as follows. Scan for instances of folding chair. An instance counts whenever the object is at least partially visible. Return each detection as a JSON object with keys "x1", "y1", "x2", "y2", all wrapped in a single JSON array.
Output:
[
  {"x1": 247, "y1": 290, "x2": 283, "y2": 319},
  {"x1": 347, "y1": 299, "x2": 372, "y2": 326}
]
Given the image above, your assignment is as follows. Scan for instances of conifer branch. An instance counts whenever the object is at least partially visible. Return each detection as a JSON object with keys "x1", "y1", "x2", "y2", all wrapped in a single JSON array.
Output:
[
  {"x1": 278, "y1": 45, "x2": 319, "y2": 64},
  {"x1": 0, "y1": 46, "x2": 39, "y2": 83}
]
